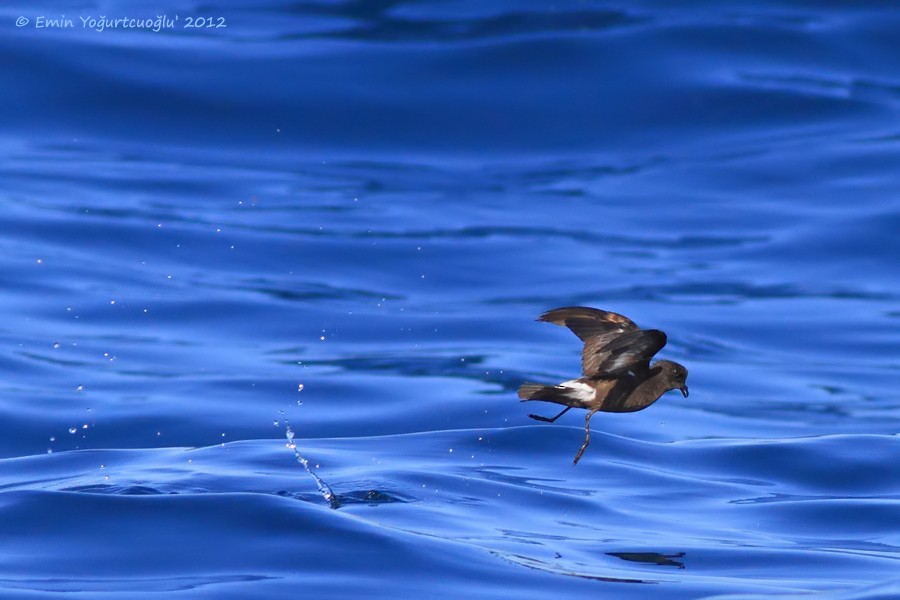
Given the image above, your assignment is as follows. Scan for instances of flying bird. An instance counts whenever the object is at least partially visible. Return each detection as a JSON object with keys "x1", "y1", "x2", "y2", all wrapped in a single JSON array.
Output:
[{"x1": 518, "y1": 306, "x2": 689, "y2": 464}]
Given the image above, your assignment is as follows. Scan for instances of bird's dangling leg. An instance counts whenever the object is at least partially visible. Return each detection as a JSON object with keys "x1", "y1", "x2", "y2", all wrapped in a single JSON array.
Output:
[
  {"x1": 573, "y1": 410, "x2": 598, "y2": 465},
  {"x1": 528, "y1": 406, "x2": 572, "y2": 423}
]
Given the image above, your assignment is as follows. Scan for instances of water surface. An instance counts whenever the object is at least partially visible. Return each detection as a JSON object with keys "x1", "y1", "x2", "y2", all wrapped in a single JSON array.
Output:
[{"x1": 1, "y1": 1, "x2": 899, "y2": 597}]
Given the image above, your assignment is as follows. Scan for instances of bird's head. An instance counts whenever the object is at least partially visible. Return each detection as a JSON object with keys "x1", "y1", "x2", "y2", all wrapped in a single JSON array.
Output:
[{"x1": 656, "y1": 359, "x2": 689, "y2": 398}]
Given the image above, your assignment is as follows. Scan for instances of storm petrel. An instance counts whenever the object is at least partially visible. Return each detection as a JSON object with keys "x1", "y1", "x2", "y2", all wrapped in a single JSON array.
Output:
[{"x1": 518, "y1": 306, "x2": 689, "y2": 464}]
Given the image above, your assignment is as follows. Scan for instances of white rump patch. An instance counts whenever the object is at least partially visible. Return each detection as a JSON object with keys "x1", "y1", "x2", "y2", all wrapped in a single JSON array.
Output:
[{"x1": 558, "y1": 379, "x2": 595, "y2": 402}]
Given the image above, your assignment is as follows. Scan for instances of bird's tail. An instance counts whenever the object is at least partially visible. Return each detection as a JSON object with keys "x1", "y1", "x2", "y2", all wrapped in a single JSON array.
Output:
[{"x1": 518, "y1": 381, "x2": 590, "y2": 407}]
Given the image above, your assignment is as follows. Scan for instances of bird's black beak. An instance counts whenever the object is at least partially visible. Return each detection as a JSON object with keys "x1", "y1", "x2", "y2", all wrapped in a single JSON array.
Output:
[{"x1": 680, "y1": 385, "x2": 689, "y2": 398}]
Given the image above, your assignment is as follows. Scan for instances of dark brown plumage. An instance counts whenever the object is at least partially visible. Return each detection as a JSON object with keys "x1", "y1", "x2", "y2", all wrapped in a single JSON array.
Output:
[{"x1": 518, "y1": 306, "x2": 689, "y2": 464}]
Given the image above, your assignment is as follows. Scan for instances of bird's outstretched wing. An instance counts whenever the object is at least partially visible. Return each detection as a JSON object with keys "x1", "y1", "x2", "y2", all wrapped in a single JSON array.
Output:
[
  {"x1": 538, "y1": 306, "x2": 638, "y2": 341},
  {"x1": 538, "y1": 306, "x2": 666, "y2": 378},
  {"x1": 583, "y1": 329, "x2": 667, "y2": 377}
]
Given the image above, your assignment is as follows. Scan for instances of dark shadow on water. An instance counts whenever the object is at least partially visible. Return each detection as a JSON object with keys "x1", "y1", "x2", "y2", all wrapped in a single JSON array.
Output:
[
  {"x1": 283, "y1": 1, "x2": 647, "y2": 43},
  {"x1": 608, "y1": 551, "x2": 685, "y2": 569}
]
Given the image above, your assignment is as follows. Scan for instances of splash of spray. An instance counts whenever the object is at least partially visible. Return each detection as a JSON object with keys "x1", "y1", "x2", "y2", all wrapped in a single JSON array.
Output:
[{"x1": 285, "y1": 423, "x2": 340, "y2": 509}]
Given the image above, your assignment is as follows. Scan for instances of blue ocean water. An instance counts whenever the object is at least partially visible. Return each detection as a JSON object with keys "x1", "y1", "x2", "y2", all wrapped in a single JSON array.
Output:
[{"x1": 2, "y1": 0, "x2": 899, "y2": 597}]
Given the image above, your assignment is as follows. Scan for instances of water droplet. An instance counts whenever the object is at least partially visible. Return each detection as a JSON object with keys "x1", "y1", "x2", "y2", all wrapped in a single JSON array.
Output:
[
  {"x1": 297, "y1": 384, "x2": 304, "y2": 392},
  {"x1": 52, "y1": 342, "x2": 61, "y2": 349},
  {"x1": 47, "y1": 449, "x2": 53, "y2": 454},
  {"x1": 49, "y1": 436, "x2": 55, "y2": 442},
  {"x1": 76, "y1": 385, "x2": 84, "y2": 392},
  {"x1": 68, "y1": 428, "x2": 76, "y2": 434},
  {"x1": 273, "y1": 420, "x2": 279, "y2": 426},
  {"x1": 82, "y1": 424, "x2": 88, "y2": 430}
]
